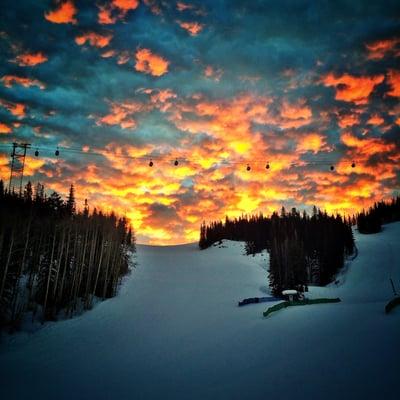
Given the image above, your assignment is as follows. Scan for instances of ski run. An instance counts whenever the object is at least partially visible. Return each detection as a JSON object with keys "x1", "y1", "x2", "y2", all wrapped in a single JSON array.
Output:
[{"x1": 1, "y1": 223, "x2": 399, "y2": 400}]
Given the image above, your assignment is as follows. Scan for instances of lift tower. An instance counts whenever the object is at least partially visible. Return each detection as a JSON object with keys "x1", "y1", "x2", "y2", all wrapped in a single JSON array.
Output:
[{"x1": 8, "y1": 142, "x2": 30, "y2": 195}]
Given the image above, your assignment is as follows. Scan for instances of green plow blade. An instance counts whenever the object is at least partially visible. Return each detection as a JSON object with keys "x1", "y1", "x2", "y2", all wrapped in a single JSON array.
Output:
[{"x1": 263, "y1": 298, "x2": 341, "y2": 317}]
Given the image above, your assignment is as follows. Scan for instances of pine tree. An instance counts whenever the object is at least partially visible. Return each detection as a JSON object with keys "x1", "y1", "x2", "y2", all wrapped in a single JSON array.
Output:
[
  {"x1": 35, "y1": 182, "x2": 44, "y2": 202},
  {"x1": 66, "y1": 184, "x2": 76, "y2": 216},
  {"x1": 83, "y1": 199, "x2": 89, "y2": 218},
  {"x1": 24, "y1": 181, "x2": 33, "y2": 202},
  {"x1": 48, "y1": 191, "x2": 63, "y2": 214}
]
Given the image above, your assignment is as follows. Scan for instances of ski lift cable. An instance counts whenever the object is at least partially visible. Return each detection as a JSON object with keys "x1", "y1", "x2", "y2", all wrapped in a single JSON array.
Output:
[{"x1": 0, "y1": 141, "x2": 367, "y2": 168}]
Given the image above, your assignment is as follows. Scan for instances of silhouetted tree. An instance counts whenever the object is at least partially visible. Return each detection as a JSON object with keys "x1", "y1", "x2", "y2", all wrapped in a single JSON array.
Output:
[{"x1": 66, "y1": 184, "x2": 76, "y2": 216}]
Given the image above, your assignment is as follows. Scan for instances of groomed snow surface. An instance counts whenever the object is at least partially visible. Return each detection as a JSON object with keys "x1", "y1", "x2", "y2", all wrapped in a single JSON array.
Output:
[{"x1": 1, "y1": 223, "x2": 400, "y2": 400}]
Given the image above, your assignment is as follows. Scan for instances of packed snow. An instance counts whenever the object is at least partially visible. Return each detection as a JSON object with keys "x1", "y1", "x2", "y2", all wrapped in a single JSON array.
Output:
[{"x1": 1, "y1": 223, "x2": 399, "y2": 400}]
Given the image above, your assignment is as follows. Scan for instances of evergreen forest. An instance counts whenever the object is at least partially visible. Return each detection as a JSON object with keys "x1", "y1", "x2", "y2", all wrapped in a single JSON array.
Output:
[
  {"x1": 356, "y1": 197, "x2": 400, "y2": 234},
  {"x1": 199, "y1": 207, "x2": 355, "y2": 296},
  {"x1": 0, "y1": 180, "x2": 135, "y2": 332}
]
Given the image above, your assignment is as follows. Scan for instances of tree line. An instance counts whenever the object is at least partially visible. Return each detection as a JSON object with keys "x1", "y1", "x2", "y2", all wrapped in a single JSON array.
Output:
[
  {"x1": 356, "y1": 196, "x2": 400, "y2": 234},
  {"x1": 0, "y1": 180, "x2": 135, "y2": 332},
  {"x1": 199, "y1": 206, "x2": 355, "y2": 296}
]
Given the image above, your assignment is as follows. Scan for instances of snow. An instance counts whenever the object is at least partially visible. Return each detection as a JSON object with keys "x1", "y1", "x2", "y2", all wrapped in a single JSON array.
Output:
[
  {"x1": 282, "y1": 289, "x2": 298, "y2": 295},
  {"x1": 1, "y1": 223, "x2": 399, "y2": 400}
]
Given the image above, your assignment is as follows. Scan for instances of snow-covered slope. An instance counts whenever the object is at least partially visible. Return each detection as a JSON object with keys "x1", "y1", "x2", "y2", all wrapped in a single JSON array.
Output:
[{"x1": 1, "y1": 224, "x2": 399, "y2": 400}]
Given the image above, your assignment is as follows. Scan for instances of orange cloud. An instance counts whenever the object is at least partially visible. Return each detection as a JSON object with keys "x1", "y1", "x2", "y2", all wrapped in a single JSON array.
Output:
[
  {"x1": 112, "y1": 0, "x2": 139, "y2": 11},
  {"x1": 45, "y1": 0, "x2": 77, "y2": 24},
  {"x1": 0, "y1": 99, "x2": 26, "y2": 118},
  {"x1": 176, "y1": 2, "x2": 193, "y2": 11},
  {"x1": 98, "y1": 5, "x2": 117, "y2": 24},
  {"x1": 296, "y1": 133, "x2": 330, "y2": 154},
  {"x1": 365, "y1": 38, "x2": 400, "y2": 60},
  {"x1": 0, "y1": 154, "x2": 10, "y2": 177},
  {"x1": 144, "y1": 89, "x2": 177, "y2": 111},
  {"x1": 170, "y1": 93, "x2": 274, "y2": 157},
  {"x1": 75, "y1": 32, "x2": 113, "y2": 48},
  {"x1": 177, "y1": 21, "x2": 204, "y2": 36},
  {"x1": 135, "y1": 48, "x2": 169, "y2": 77},
  {"x1": 23, "y1": 156, "x2": 46, "y2": 176},
  {"x1": 337, "y1": 113, "x2": 360, "y2": 128},
  {"x1": 101, "y1": 49, "x2": 116, "y2": 58},
  {"x1": 279, "y1": 99, "x2": 312, "y2": 128},
  {"x1": 1, "y1": 75, "x2": 46, "y2": 89},
  {"x1": 151, "y1": 89, "x2": 177, "y2": 103},
  {"x1": 176, "y1": 1, "x2": 205, "y2": 16},
  {"x1": 387, "y1": 69, "x2": 400, "y2": 97},
  {"x1": 14, "y1": 52, "x2": 48, "y2": 67},
  {"x1": 97, "y1": 0, "x2": 139, "y2": 24},
  {"x1": 341, "y1": 132, "x2": 395, "y2": 156},
  {"x1": 97, "y1": 101, "x2": 148, "y2": 129},
  {"x1": 322, "y1": 73, "x2": 384, "y2": 104},
  {"x1": 0, "y1": 122, "x2": 12, "y2": 134},
  {"x1": 367, "y1": 114, "x2": 384, "y2": 126},
  {"x1": 281, "y1": 99, "x2": 312, "y2": 120}
]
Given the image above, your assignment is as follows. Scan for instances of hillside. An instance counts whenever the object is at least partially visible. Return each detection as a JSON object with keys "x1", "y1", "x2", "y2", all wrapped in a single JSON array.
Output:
[{"x1": 1, "y1": 223, "x2": 399, "y2": 400}]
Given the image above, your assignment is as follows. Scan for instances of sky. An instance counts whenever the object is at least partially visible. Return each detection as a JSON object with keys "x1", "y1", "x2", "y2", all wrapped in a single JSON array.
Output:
[{"x1": 0, "y1": 0, "x2": 399, "y2": 244}]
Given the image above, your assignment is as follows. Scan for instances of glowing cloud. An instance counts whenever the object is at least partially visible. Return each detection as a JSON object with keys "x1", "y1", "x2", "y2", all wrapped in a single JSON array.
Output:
[
  {"x1": 280, "y1": 99, "x2": 312, "y2": 128},
  {"x1": 1, "y1": 75, "x2": 46, "y2": 89},
  {"x1": 387, "y1": 69, "x2": 400, "y2": 97},
  {"x1": 75, "y1": 32, "x2": 113, "y2": 48},
  {"x1": 0, "y1": 122, "x2": 12, "y2": 134},
  {"x1": 0, "y1": 99, "x2": 26, "y2": 118},
  {"x1": 341, "y1": 132, "x2": 395, "y2": 156},
  {"x1": 135, "y1": 48, "x2": 169, "y2": 76},
  {"x1": 177, "y1": 21, "x2": 204, "y2": 36},
  {"x1": 367, "y1": 114, "x2": 384, "y2": 126},
  {"x1": 97, "y1": 101, "x2": 148, "y2": 129},
  {"x1": 97, "y1": 0, "x2": 139, "y2": 24},
  {"x1": 337, "y1": 113, "x2": 360, "y2": 128},
  {"x1": 113, "y1": 0, "x2": 139, "y2": 11},
  {"x1": 281, "y1": 99, "x2": 312, "y2": 120},
  {"x1": 23, "y1": 156, "x2": 46, "y2": 176},
  {"x1": 101, "y1": 49, "x2": 116, "y2": 58},
  {"x1": 13, "y1": 52, "x2": 48, "y2": 67},
  {"x1": 176, "y1": 2, "x2": 194, "y2": 12},
  {"x1": 98, "y1": 5, "x2": 117, "y2": 24},
  {"x1": 365, "y1": 38, "x2": 400, "y2": 60},
  {"x1": 145, "y1": 89, "x2": 177, "y2": 110},
  {"x1": 45, "y1": 0, "x2": 77, "y2": 24},
  {"x1": 296, "y1": 133, "x2": 329, "y2": 154},
  {"x1": 0, "y1": 154, "x2": 10, "y2": 177},
  {"x1": 322, "y1": 73, "x2": 384, "y2": 104}
]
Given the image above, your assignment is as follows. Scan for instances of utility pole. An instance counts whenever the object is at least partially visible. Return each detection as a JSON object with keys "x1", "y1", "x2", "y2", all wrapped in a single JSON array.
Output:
[{"x1": 8, "y1": 142, "x2": 30, "y2": 195}]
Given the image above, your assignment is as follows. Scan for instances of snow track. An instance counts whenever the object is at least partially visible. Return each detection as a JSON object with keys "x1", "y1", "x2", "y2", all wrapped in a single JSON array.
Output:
[{"x1": 1, "y1": 224, "x2": 399, "y2": 400}]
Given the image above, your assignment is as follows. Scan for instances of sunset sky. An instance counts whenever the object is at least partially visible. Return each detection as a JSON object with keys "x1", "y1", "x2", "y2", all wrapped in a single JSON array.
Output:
[{"x1": 0, "y1": 0, "x2": 399, "y2": 244}]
